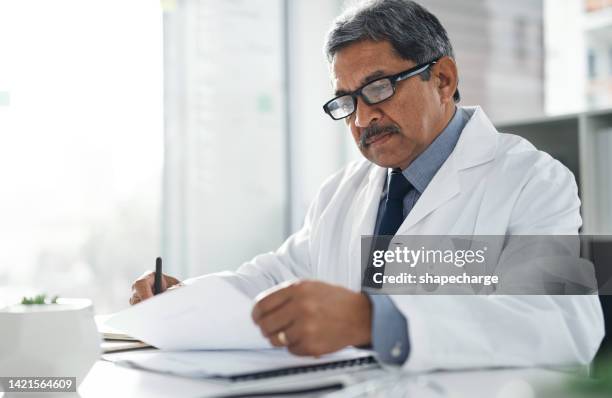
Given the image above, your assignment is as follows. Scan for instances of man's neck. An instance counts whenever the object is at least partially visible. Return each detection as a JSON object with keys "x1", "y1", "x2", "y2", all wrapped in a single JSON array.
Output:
[
  {"x1": 395, "y1": 105, "x2": 458, "y2": 170},
  {"x1": 437, "y1": 105, "x2": 458, "y2": 138}
]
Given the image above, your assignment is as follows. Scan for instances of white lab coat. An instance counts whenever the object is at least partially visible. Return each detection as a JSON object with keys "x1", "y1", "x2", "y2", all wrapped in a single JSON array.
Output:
[{"x1": 223, "y1": 106, "x2": 605, "y2": 371}]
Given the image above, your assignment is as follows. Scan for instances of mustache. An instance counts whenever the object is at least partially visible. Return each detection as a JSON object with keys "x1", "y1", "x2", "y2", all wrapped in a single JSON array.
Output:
[{"x1": 359, "y1": 123, "x2": 401, "y2": 148}]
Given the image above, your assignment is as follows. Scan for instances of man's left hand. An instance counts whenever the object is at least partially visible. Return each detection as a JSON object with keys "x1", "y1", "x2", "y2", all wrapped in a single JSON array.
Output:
[{"x1": 251, "y1": 280, "x2": 372, "y2": 356}]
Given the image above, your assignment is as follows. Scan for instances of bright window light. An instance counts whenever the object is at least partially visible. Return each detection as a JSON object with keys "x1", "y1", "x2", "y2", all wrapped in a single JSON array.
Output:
[{"x1": 0, "y1": 0, "x2": 163, "y2": 313}]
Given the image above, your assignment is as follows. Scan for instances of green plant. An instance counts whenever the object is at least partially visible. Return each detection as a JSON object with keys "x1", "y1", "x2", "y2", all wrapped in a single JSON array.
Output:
[{"x1": 21, "y1": 294, "x2": 59, "y2": 305}]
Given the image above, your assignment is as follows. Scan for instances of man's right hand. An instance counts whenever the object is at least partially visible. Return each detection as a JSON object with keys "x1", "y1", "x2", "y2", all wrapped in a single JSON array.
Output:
[{"x1": 130, "y1": 271, "x2": 181, "y2": 305}]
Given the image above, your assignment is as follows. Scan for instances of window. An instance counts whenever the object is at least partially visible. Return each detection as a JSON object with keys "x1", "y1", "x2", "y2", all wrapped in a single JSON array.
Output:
[
  {"x1": 0, "y1": 0, "x2": 163, "y2": 313},
  {"x1": 161, "y1": 0, "x2": 289, "y2": 277}
]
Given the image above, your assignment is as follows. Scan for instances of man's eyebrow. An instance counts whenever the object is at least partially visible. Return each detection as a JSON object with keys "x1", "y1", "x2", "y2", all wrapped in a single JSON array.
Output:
[
  {"x1": 362, "y1": 70, "x2": 387, "y2": 85},
  {"x1": 334, "y1": 70, "x2": 388, "y2": 97}
]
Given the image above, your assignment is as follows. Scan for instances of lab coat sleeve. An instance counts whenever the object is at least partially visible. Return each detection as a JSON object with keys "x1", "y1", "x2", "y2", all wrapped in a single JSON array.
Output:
[{"x1": 393, "y1": 157, "x2": 605, "y2": 372}]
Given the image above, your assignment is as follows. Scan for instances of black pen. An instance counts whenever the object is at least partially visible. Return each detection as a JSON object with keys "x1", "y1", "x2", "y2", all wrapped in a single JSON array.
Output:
[{"x1": 154, "y1": 257, "x2": 162, "y2": 295}]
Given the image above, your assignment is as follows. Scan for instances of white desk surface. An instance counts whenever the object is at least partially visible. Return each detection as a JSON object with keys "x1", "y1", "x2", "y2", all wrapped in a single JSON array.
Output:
[{"x1": 75, "y1": 358, "x2": 576, "y2": 398}]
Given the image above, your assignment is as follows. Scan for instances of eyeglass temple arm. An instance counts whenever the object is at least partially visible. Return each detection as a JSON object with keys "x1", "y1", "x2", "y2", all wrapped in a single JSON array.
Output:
[{"x1": 395, "y1": 61, "x2": 437, "y2": 83}]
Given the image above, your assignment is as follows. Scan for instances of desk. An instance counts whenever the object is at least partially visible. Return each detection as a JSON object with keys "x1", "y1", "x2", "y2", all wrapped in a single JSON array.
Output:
[{"x1": 76, "y1": 359, "x2": 576, "y2": 398}]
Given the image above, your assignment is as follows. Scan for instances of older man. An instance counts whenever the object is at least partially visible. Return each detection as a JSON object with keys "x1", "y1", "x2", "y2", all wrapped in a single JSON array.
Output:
[{"x1": 131, "y1": 0, "x2": 604, "y2": 371}]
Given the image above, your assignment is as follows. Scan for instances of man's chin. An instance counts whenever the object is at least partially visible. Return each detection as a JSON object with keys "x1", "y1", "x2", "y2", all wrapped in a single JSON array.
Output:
[
  {"x1": 365, "y1": 155, "x2": 404, "y2": 169},
  {"x1": 361, "y1": 141, "x2": 417, "y2": 170},
  {"x1": 363, "y1": 149, "x2": 413, "y2": 170}
]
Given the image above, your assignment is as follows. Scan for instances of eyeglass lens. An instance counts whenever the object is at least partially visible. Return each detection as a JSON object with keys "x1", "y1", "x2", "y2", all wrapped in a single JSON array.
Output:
[{"x1": 327, "y1": 78, "x2": 395, "y2": 119}]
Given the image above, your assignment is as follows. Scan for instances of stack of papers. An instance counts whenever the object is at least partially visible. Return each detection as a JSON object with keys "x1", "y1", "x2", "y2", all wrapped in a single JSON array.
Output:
[
  {"x1": 95, "y1": 314, "x2": 151, "y2": 353},
  {"x1": 96, "y1": 314, "x2": 139, "y2": 341},
  {"x1": 102, "y1": 274, "x2": 377, "y2": 382},
  {"x1": 106, "y1": 347, "x2": 376, "y2": 379},
  {"x1": 104, "y1": 274, "x2": 269, "y2": 350},
  {"x1": 100, "y1": 340, "x2": 151, "y2": 354}
]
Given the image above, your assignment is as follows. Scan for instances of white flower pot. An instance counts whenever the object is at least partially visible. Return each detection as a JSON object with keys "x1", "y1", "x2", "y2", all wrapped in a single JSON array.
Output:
[{"x1": 0, "y1": 298, "x2": 100, "y2": 387}]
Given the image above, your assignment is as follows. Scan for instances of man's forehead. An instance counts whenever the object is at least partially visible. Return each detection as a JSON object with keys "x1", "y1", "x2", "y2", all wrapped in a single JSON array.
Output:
[
  {"x1": 330, "y1": 40, "x2": 410, "y2": 93},
  {"x1": 331, "y1": 68, "x2": 387, "y2": 96}
]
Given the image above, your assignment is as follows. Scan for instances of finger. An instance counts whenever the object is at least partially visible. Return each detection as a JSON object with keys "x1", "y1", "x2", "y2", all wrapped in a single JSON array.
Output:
[
  {"x1": 129, "y1": 293, "x2": 141, "y2": 305},
  {"x1": 252, "y1": 283, "x2": 295, "y2": 322},
  {"x1": 256, "y1": 300, "x2": 296, "y2": 338},
  {"x1": 287, "y1": 331, "x2": 322, "y2": 357},
  {"x1": 162, "y1": 274, "x2": 181, "y2": 290},
  {"x1": 288, "y1": 342, "x2": 326, "y2": 357},
  {"x1": 287, "y1": 342, "x2": 310, "y2": 356},
  {"x1": 283, "y1": 318, "x2": 330, "y2": 357},
  {"x1": 133, "y1": 273, "x2": 155, "y2": 300},
  {"x1": 282, "y1": 321, "x2": 304, "y2": 350},
  {"x1": 268, "y1": 331, "x2": 290, "y2": 347},
  {"x1": 267, "y1": 331, "x2": 287, "y2": 347},
  {"x1": 166, "y1": 283, "x2": 182, "y2": 292}
]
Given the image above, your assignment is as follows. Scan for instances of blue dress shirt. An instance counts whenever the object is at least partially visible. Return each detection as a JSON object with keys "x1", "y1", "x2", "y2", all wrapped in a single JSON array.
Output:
[{"x1": 369, "y1": 107, "x2": 470, "y2": 365}]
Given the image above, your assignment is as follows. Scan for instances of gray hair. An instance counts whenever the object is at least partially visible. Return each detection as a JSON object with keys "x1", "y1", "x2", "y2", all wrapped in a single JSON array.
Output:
[{"x1": 325, "y1": 0, "x2": 460, "y2": 102}]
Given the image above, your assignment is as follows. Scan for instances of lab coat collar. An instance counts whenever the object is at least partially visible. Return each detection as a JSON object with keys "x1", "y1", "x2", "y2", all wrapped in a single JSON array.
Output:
[
  {"x1": 363, "y1": 106, "x2": 499, "y2": 234},
  {"x1": 452, "y1": 106, "x2": 498, "y2": 171},
  {"x1": 400, "y1": 106, "x2": 498, "y2": 232}
]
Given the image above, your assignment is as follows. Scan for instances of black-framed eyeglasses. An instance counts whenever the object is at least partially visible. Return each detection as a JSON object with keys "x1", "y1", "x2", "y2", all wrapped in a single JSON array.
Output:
[{"x1": 322, "y1": 59, "x2": 439, "y2": 121}]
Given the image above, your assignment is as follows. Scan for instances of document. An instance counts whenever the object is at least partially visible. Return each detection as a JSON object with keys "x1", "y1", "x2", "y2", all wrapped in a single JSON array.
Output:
[
  {"x1": 106, "y1": 347, "x2": 376, "y2": 379},
  {"x1": 95, "y1": 314, "x2": 139, "y2": 341},
  {"x1": 104, "y1": 274, "x2": 270, "y2": 350},
  {"x1": 100, "y1": 340, "x2": 151, "y2": 354}
]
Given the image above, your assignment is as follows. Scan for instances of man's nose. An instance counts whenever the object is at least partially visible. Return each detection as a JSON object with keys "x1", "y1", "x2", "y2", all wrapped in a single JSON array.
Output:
[{"x1": 354, "y1": 97, "x2": 382, "y2": 128}]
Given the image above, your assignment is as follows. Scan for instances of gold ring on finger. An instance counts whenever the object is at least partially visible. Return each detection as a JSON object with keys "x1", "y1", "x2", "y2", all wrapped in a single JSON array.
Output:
[{"x1": 277, "y1": 331, "x2": 288, "y2": 346}]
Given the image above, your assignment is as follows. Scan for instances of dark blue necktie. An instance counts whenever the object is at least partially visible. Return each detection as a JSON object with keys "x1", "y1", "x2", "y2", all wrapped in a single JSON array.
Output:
[
  {"x1": 378, "y1": 169, "x2": 412, "y2": 235},
  {"x1": 363, "y1": 169, "x2": 412, "y2": 289}
]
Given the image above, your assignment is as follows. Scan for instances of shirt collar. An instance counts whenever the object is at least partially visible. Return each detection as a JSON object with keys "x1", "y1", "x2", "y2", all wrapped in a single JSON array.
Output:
[{"x1": 391, "y1": 107, "x2": 468, "y2": 193}]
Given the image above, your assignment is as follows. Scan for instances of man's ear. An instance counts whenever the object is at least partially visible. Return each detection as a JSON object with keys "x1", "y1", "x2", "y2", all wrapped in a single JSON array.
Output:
[{"x1": 433, "y1": 56, "x2": 458, "y2": 104}]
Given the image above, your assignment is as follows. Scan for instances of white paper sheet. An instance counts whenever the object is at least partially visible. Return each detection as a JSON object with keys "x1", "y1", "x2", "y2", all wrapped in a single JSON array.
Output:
[
  {"x1": 107, "y1": 347, "x2": 375, "y2": 378},
  {"x1": 104, "y1": 274, "x2": 270, "y2": 350}
]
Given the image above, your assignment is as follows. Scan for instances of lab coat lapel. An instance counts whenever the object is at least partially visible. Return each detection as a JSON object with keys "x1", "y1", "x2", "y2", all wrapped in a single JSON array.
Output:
[
  {"x1": 398, "y1": 154, "x2": 461, "y2": 232},
  {"x1": 397, "y1": 106, "x2": 498, "y2": 233}
]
